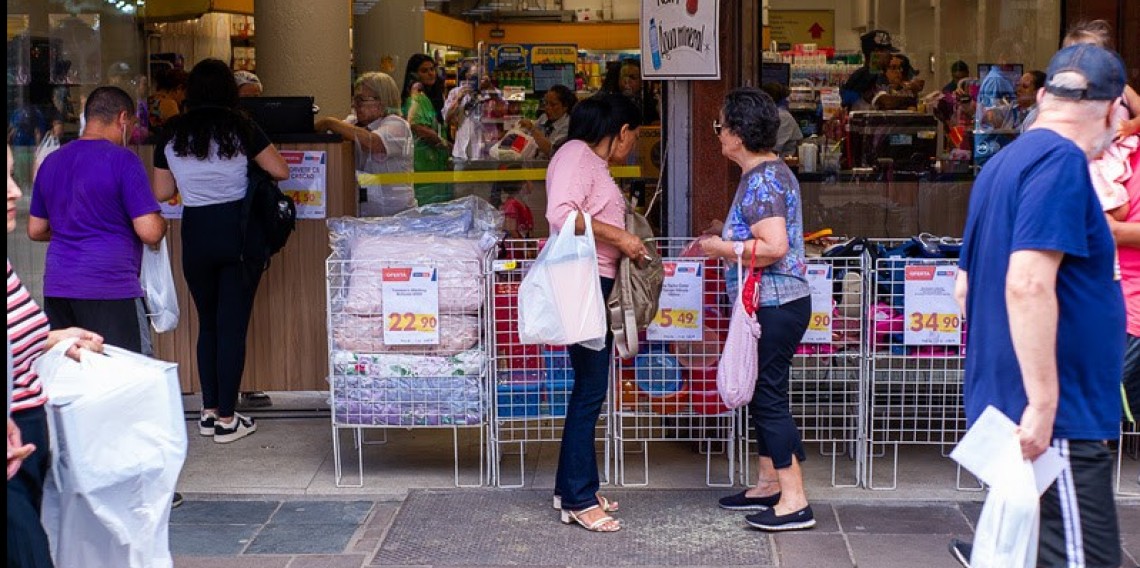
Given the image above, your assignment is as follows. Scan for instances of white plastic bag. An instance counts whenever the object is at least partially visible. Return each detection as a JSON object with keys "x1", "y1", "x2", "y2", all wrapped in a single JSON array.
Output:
[
  {"x1": 33, "y1": 134, "x2": 60, "y2": 181},
  {"x1": 970, "y1": 433, "x2": 1040, "y2": 568},
  {"x1": 717, "y1": 258, "x2": 760, "y2": 408},
  {"x1": 140, "y1": 238, "x2": 180, "y2": 333},
  {"x1": 35, "y1": 341, "x2": 187, "y2": 568},
  {"x1": 518, "y1": 210, "x2": 607, "y2": 348}
]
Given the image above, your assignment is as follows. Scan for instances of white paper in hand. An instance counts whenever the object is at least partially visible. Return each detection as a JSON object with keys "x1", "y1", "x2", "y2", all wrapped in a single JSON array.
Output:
[{"x1": 949, "y1": 405, "x2": 1066, "y2": 496}]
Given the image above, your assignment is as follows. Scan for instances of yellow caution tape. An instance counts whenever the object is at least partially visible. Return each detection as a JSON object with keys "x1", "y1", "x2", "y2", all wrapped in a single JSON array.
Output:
[{"x1": 357, "y1": 165, "x2": 642, "y2": 186}]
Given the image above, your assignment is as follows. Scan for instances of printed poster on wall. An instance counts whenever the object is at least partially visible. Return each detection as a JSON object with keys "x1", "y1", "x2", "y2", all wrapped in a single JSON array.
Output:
[
  {"x1": 903, "y1": 263, "x2": 962, "y2": 345},
  {"x1": 640, "y1": 0, "x2": 720, "y2": 80},
  {"x1": 647, "y1": 261, "x2": 703, "y2": 342},
  {"x1": 381, "y1": 266, "x2": 440, "y2": 346},
  {"x1": 158, "y1": 151, "x2": 327, "y2": 220},
  {"x1": 802, "y1": 263, "x2": 833, "y2": 344},
  {"x1": 279, "y1": 150, "x2": 327, "y2": 219}
]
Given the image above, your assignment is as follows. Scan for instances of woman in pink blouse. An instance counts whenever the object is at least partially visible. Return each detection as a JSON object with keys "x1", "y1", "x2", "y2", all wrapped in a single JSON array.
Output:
[{"x1": 545, "y1": 95, "x2": 647, "y2": 533}]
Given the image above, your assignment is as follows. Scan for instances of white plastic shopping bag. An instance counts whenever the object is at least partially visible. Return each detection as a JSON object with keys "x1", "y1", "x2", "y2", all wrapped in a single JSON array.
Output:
[
  {"x1": 969, "y1": 433, "x2": 1040, "y2": 568},
  {"x1": 140, "y1": 238, "x2": 180, "y2": 333},
  {"x1": 32, "y1": 134, "x2": 60, "y2": 182},
  {"x1": 35, "y1": 341, "x2": 187, "y2": 568},
  {"x1": 717, "y1": 258, "x2": 760, "y2": 408},
  {"x1": 518, "y1": 210, "x2": 607, "y2": 349}
]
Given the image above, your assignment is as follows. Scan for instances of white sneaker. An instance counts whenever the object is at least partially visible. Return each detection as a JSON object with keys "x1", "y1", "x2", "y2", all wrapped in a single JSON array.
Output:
[
  {"x1": 198, "y1": 411, "x2": 217, "y2": 436},
  {"x1": 214, "y1": 413, "x2": 257, "y2": 443}
]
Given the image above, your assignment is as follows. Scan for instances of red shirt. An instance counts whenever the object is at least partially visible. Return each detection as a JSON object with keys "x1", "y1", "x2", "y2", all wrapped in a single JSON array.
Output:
[{"x1": 501, "y1": 197, "x2": 534, "y2": 238}]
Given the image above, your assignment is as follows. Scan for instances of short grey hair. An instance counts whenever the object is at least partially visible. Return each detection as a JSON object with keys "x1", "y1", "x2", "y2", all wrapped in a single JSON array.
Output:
[{"x1": 355, "y1": 72, "x2": 401, "y2": 114}]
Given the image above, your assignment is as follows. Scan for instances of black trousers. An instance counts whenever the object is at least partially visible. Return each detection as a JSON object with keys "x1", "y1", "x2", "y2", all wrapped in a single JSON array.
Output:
[
  {"x1": 181, "y1": 200, "x2": 264, "y2": 418},
  {"x1": 7, "y1": 406, "x2": 54, "y2": 568},
  {"x1": 1037, "y1": 439, "x2": 1121, "y2": 568},
  {"x1": 43, "y1": 297, "x2": 142, "y2": 353},
  {"x1": 749, "y1": 296, "x2": 811, "y2": 469}
]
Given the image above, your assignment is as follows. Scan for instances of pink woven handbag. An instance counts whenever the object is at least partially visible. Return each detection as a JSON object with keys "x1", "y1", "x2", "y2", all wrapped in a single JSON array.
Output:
[{"x1": 717, "y1": 241, "x2": 761, "y2": 409}]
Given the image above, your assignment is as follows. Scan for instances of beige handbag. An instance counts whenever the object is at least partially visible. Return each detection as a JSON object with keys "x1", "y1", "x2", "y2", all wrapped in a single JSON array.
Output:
[{"x1": 607, "y1": 199, "x2": 664, "y2": 359}]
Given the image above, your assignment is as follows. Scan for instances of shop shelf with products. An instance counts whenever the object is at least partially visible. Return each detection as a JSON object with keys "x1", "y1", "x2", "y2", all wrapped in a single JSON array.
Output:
[{"x1": 229, "y1": 15, "x2": 255, "y2": 71}]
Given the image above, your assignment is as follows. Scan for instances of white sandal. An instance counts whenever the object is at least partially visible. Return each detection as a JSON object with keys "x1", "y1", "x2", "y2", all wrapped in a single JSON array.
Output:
[
  {"x1": 560, "y1": 505, "x2": 621, "y2": 532},
  {"x1": 552, "y1": 494, "x2": 619, "y2": 512}
]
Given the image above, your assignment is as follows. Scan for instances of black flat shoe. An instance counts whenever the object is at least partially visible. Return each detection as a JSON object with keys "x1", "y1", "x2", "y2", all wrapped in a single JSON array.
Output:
[
  {"x1": 745, "y1": 505, "x2": 816, "y2": 531},
  {"x1": 718, "y1": 490, "x2": 781, "y2": 511}
]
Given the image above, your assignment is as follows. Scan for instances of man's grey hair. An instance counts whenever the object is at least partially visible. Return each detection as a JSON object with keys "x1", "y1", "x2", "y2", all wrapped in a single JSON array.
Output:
[
  {"x1": 1038, "y1": 71, "x2": 1111, "y2": 118},
  {"x1": 355, "y1": 72, "x2": 402, "y2": 114}
]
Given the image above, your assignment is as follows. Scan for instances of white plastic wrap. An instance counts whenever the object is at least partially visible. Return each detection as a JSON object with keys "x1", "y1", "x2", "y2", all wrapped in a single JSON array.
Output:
[
  {"x1": 332, "y1": 314, "x2": 481, "y2": 355},
  {"x1": 327, "y1": 195, "x2": 503, "y2": 255},
  {"x1": 34, "y1": 342, "x2": 186, "y2": 568},
  {"x1": 330, "y1": 349, "x2": 485, "y2": 378},
  {"x1": 342, "y1": 235, "x2": 487, "y2": 314}
]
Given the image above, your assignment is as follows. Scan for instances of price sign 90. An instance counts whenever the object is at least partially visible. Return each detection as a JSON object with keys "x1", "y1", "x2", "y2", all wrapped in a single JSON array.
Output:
[{"x1": 808, "y1": 311, "x2": 831, "y2": 332}]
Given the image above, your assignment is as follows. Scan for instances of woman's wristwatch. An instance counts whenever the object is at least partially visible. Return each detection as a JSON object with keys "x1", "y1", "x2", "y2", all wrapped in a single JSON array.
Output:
[{"x1": 733, "y1": 241, "x2": 745, "y2": 258}]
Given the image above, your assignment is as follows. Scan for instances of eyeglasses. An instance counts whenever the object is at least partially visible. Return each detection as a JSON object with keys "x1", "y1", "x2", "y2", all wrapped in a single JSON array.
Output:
[
  {"x1": 352, "y1": 95, "x2": 380, "y2": 105},
  {"x1": 712, "y1": 120, "x2": 723, "y2": 136}
]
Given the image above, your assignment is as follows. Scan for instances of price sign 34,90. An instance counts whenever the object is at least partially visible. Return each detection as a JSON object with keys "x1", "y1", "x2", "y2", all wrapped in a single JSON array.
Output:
[
  {"x1": 902, "y1": 263, "x2": 962, "y2": 346},
  {"x1": 381, "y1": 266, "x2": 440, "y2": 345}
]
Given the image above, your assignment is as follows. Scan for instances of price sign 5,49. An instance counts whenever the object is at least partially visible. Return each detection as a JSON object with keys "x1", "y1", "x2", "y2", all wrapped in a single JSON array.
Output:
[
  {"x1": 654, "y1": 308, "x2": 699, "y2": 329},
  {"x1": 908, "y1": 312, "x2": 960, "y2": 333},
  {"x1": 387, "y1": 313, "x2": 439, "y2": 333}
]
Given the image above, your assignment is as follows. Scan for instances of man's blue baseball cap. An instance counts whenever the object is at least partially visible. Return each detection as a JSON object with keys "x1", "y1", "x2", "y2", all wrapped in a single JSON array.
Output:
[{"x1": 1044, "y1": 43, "x2": 1126, "y2": 101}]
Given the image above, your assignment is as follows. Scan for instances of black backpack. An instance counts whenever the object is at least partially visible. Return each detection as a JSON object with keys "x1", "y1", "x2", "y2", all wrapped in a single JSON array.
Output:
[{"x1": 241, "y1": 162, "x2": 296, "y2": 267}]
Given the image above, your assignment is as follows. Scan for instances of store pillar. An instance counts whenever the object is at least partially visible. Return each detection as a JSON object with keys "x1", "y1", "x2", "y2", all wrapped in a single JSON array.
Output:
[
  {"x1": 254, "y1": 0, "x2": 352, "y2": 119},
  {"x1": 687, "y1": 0, "x2": 744, "y2": 235},
  {"x1": 353, "y1": 0, "x2": 425, "y2": 81}
]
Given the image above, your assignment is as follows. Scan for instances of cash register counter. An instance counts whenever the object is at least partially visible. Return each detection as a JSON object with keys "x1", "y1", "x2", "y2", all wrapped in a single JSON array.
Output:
[
  {"x1": 138, "y1": 136, "x2": 355, "y2": 393},
  {"x1": 795, "y1": 169, "x2": 974, "y2": 239}
]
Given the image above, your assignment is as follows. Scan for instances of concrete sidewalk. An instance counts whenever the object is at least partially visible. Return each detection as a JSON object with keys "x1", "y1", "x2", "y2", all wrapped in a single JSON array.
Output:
[{"x1": 170, "y1": 394, "x2": 1140, "y2": 567}]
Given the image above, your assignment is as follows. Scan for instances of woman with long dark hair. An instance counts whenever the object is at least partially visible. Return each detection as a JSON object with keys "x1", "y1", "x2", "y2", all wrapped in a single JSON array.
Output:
[
  {"x1": 546, "y1": 95, "x2": 648, "y2": 533},
  {"x1": 401, "y1": 53, "x2": 451, "y2": 205},
  {"x1": 152, "y1": 58, "x2": 288, "y2": 444}
]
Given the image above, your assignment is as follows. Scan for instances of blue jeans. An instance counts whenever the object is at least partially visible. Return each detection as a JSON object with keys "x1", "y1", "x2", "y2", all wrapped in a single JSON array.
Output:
[
  {"x1": 555, "y1": 277, "x2": 614, "y2": 511},
  {"x1": 7, "y1": 406, "x2": 54, "y2": 568},
  {"x1": 1124, "y1": 334, "x2": 1140, "y2": 422}
]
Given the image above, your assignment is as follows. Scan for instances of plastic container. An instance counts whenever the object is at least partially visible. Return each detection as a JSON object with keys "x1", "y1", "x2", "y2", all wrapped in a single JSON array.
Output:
[
  {"x1": 496, "y1": 372, "x2": 541, "y2": 417},
  {"x1": 543, "y1": 376, "x2": 574, "y2": 417},
  {"x1": 689, "y1": 390, "x2": 731, "y2": 415},
  {"x1": 686, "y1": 366, "x2": 718, "y2": 392},
  {"x1": 543, "y1": 346, "x2": 574, "y2": 384},
  {"x1": 497, "y1": 343, "x2": 542, "y2": 372},
  {"x1": 648, "y1": 389, "x2": 690, "y2": 415}
]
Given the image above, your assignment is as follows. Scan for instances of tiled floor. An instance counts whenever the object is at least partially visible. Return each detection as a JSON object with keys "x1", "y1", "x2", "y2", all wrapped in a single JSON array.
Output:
[{"x1": 170, "y1": 492, "x2": 1140, "y2": 568}]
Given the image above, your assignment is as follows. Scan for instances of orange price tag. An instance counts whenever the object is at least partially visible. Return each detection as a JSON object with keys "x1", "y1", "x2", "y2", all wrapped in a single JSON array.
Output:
[
  {"x1": 908, "y1": 312, "x2": 961, "y2": 333},
  {"x1": 653, "y1": 308, "x2": 699, "y2": 329},
  {"x1": 386, "y1": 313, "x2": 439, "y2": 333},
  {"x1": 808, "y1": 311, "x2": 831, "y2": 332}
]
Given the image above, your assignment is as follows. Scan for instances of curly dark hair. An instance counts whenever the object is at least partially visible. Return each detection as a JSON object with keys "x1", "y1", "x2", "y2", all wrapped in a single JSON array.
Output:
[
  {"x1": 721, "y1": 87, "x2": 779, "y2": 153},
  {"x1": 166, "y1": 58, "x2": 253, "y2": 161}
]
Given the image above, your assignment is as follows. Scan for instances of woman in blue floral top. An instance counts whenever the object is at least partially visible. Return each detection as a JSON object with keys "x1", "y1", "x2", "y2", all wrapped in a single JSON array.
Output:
[{"x1": 701, "y1": 87, "x2": 814, "y2": 532}]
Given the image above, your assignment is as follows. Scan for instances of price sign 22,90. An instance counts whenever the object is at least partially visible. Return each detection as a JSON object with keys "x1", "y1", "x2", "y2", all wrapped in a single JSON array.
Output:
[{"x1": 381, "y1": 266, "x2": 440, "y2": 345}]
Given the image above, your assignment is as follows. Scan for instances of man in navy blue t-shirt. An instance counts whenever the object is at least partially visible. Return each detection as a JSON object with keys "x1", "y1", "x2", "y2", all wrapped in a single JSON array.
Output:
[{"x1": 951, "y1": 44, "x2": 1127, "y2": 568}]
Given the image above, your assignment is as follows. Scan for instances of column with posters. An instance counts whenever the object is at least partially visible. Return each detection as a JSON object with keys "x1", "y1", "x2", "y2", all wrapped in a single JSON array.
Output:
[
  {"x1": 903, "y1": 263, "x2": 962, "y2": 345},
  {"x1": 647, "y1": 260, "x2": 703, "y2": 342},
  {"x1": 641, "y1": 0, "x2": 720, "y2": 80},
  {"x1": 157, "y1": 150, "x2": 327, "y2": 220}
]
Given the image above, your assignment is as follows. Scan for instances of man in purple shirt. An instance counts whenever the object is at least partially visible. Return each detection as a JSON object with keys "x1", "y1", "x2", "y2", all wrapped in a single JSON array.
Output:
[{"x1": 28, "y1": 86, "x2": 166, "y2": 353}]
